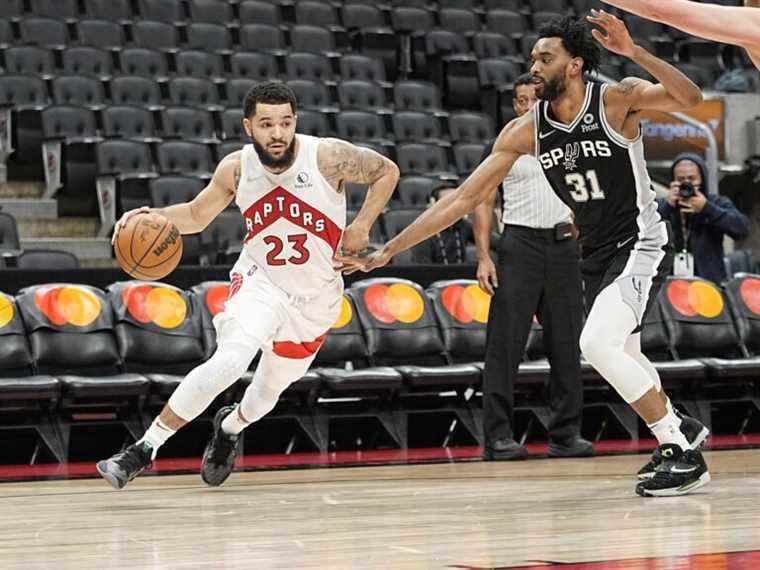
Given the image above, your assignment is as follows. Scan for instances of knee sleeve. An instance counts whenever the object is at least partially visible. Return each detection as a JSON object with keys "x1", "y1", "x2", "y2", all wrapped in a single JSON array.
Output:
[
  {"x1": 168, "y1": 320, "x2": 262, "y2": 421},
  {"x1": 581, "y1": 284, "x2": 654, "y2": 404},
  {"x1": 624, "y1": 333, "x2": 662, "y2": 392}
]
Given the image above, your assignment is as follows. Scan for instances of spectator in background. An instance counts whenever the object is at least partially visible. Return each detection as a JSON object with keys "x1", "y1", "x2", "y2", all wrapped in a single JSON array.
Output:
[{"x1": 659, "y1": 153, "x2": 751, "y2": 283}]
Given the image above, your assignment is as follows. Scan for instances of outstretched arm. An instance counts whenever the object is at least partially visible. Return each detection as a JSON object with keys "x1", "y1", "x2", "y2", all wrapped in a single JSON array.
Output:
[
  {"x1": 588, "y1": 9, "x2": 703, "y2": 113},
  {"x1": 318, "y1": 139, "x2": 400, "y2": 254},
  {"x1": 340, "y1": 115, "x2": 533, "y2": 272},
  {"x1": 600, "y1": 0, "x2": 760, "y2": 67}
]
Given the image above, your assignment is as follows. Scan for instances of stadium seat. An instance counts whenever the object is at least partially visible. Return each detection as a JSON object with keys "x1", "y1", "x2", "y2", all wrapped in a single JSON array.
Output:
[
  {"x1": 226, "y1": 78, "x2": 257, "y2": 108},
  {"x1": 200, "y1": 210, "x2": 246, "y2": 264},
  {"x1": 336, "y1": 111, "x2": 390, "y2": 146},
  {"x1": 354, "y1": 27, "x2": 399, "y2": 82},
  {"x1": 0, "y1": 20, "x2": 12, "y2": 47},
  {"x1": 349, "y1": 278, "x2": 482, "y2": 444},
  {"x1": 313, "y1": 292, "x2": 405, "y2": 449},
  {"x1": 0, "y1": 0, "x2": 25, "y2": 20},
  {"x1": 485, "y1": 10, "x2": 525, "y2": 37},
  {"x1": 61, "y1": 46, "x2": 113, "y2": 80},
  {"x1": 341, "y1": 4, "x2": 386, "y2": 30},
  {"x1": 118, "y1": 49, "x2": 169, "y2": 80},
  {"x1": 290, "y1": 25, "x2": 337, "y2": 55},
  {"x1": 295, "y1": 1, "x2": 340, "y2": 27},
  {"x1": 395, "y1": 143, "x2": 455, "y2": 178},
  {"x1": 220, "y1": 109, "x2": 246, "y2": 141},
  {"x1": 107, "y1": 281, "x2": 205, "y2": 380},
  {"x1": 96, "y1": 139, "x2": 157, "y2": 218},
  {"x1": 150, "y1": 175, "x2": 205, "y2": 210},
  {"x1": 441, "y1": 0, "x2": 481, "y2": 8},
  {"x1": 0, "y1": 76, "x2": 49, "y2": 172},
  {"x1": 453, "y1": 142, "x2": 485, "y2": 175},
  {"x1": 238, "y1": 1, "x2": 281, "y2": 26},
  {"x1": 392, "y1": 111, "x2": 445, "y2": 144},
  {"x1": 394, "y1": 81, "x2": 444, "y2": 113},
  {"x1": 346, "y1": 208, "x2": 384, "y2": 243},
  {"x1": 295, "y1": 109, "x2": 332, "y2": 137},
  {"x1": 532, "y1": 11, "x2": 564, "y2": 30},
  {"x1": 168, "y1": 77, "x2": 223, "y2": 112},
  {"x1": 85, "y1": 0, "x2": 133, "y2": 22},
  {"x1": 16, "y1": 249, "x2": 79, "y2": 270},
  {"x1": 217, "y1": 140, "x2": 245, "y2": 160},
  {"x1": 15, "y1": 284, "x2": 150, "y2": 459},
  {"x1": 287, "y1": 80, "x2": 336, "y2": 113},
  {"x1": 138, "y1": 0, "x2": 186, "y2": 23},
  {"x1": 286, "y1": 52, "x2": 335, "y2": 82},
  {"x1": 0, "y1": 212, "x2": 22, "y2": 258},
  {"x1": 189, "y1": 0, "x2": 235, "y2": 24},
  {"x1": 162, "y1": 107, "x2": 218, "y2": 144},
  {"x1": 132, "y1": 20, "x2": 180, "y2": 52},
  {"x1": 175, "y1": 50, "x2": 225, "y2": 82},
  {"x1": 338, "y1": 80, "x2": 388, "y2": 111},
  {"x1": 395, "y1": 176, "x2": 438, "y2": 207},
  {"x1": 30, "y1": 0, "x2": 80, "y2": 21},
  {"x1": 449, "y1": 112, "x2": 495, "y2": 143},
  {"x1": 724, "y1": 274, "x2": 760, "y2": 357},
  {"x1": 76, "y1": 19, "x2": 126, "y2": 50},
  {"x1": 382, "y1": 208, "x2": 437, "y2": 263},
  {"x1": 52, "y1": 76, "x2": 106, "y2": 111},
  {"x1": 186, "y1": 23, "x2": 233, "y2": 55},
  {"x1": 156, "y1": 141, "x2": 215, "y2": 178},
  {"x1": 102, "y1": 106, "x2": 160, "y2": 143},
  {"x1": 339, "y1": 54, "x2": 388, "y2": 84},
  {"x1": 19, "y1": 17, "x2": 68, "y2": 50},
  {"x1": 0, "y1": 290, "x2": 63, "y2": 463},
  {"x1": 239, "y1": 24, "x2": 287, "y2": 54},
  {"x1": 40, "y1": 105, "x2": 103, "y2": 214},
  {"x1": 4, "y1": 46, "x2": 56, "y2": 78},
  {"x1": 439, "y1": 8, "x2": 481, "y2": 35},
  {"x1": 724, "y1": 249, "x2": 753, "y2": 277},
  {"x1": 343, "y1": 182, "x2": 369, "y2": 210},
  {"x1": 230, "y1": 52, "x2": 278, "y2": 81},
  {"x1": 473, "y1": 31, "x2": 518, "y2": 59}
]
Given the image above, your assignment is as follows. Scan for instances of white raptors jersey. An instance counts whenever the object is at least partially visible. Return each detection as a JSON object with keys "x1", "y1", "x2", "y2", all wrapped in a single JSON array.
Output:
[{"x1": 235, "y1": 134, "x2": 346, "y2": 297}]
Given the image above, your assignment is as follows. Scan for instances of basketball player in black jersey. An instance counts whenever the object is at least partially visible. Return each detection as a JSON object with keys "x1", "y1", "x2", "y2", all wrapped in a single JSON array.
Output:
[{"x1": 338, "y1": 12, "x2": 711, "y2": 497}]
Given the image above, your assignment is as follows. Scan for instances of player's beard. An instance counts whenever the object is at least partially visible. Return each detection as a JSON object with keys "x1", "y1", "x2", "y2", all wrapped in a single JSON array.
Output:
[
  {"x1": 535, "y1": 74, "x2": 566, "y2": 102},
  {"x1": 253, "y1": 137, "x2": 297, "y2": 170}
]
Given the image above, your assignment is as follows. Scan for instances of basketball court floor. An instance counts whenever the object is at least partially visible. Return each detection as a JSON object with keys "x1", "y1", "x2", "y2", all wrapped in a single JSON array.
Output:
[{"x1": 1, "y1": 441, "x2": 759, "y2": 569}]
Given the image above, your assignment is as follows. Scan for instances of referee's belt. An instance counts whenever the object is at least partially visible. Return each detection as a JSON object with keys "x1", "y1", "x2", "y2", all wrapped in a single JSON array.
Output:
[{"x1": 503, "y1": 222, "x2": 575, "y2": 241}]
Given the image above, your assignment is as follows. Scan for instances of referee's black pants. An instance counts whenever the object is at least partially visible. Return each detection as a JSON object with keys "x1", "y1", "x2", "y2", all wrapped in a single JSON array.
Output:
[{"x1": 483, "y1": 225, "x2": 584, "y2": 444}]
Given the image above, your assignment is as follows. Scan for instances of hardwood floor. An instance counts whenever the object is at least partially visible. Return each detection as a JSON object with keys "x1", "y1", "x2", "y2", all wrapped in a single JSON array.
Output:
[{"x1": 1, "y1": 449, "x2": 758, "y2": 569}]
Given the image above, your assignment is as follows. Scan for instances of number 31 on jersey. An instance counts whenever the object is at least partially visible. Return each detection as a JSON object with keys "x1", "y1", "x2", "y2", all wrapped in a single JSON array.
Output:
[{"x1": 565, "y1": 169, "x2": 606, "y2": 202}]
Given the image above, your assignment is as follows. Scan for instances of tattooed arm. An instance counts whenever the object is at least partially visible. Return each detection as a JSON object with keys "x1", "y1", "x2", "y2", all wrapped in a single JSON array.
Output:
[
  {"x1": 112, "y1": 152, "x2": 238, "y2": 243},
  {"x1": 318, "y1": 138, "x2": 400, "y2": 254}
]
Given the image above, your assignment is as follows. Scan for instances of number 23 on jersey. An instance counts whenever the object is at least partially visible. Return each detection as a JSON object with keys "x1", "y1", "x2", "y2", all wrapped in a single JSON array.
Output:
[{"x1": 264, "y1": 234, "x2": 311, "y2": 266}]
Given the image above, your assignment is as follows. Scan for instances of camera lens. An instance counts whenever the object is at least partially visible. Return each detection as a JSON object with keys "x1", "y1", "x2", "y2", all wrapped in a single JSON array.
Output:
[{"x1": 678, "y1": 182, "x2": 695, "y2": 199}]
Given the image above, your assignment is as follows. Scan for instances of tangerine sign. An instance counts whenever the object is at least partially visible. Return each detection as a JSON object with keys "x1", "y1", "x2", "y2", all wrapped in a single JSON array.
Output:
[
  {"x1": 739, "y1": 277, "x2": 760, "y2": 315},
  {"x1": 0, "y1": 293, "x2": 14, "y2": 328},
  {"x1": 122, "y1": 284, "x2": 187, "y2": 329},
  {"x1": 205, "y1": 285, "x2": 229, "y2": 317},
  {"x1": 33, "y1": 285, "x2": 102, "y2": 327},
  {"x1": 332, "y1": 296, "x2": 352, "y2": 329},
  {"x1": 364, "y1": 283, "x2": 424, "y2": 324},
  {"x1": 667, "y1": 279, "x2": 724, "y2": 318},
  {"x1": 441, "y1": 284, "x2": 490, "y2": 324}
]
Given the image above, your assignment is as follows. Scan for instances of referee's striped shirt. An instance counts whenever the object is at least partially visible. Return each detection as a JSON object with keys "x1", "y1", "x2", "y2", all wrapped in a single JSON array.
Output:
[{"x1": 481, "y1": 140, "x2": 572, "y2": 229}]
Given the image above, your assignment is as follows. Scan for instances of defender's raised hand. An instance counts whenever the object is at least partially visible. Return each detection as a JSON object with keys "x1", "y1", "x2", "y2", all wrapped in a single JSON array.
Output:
[{"x1": 587, "y1": 9, "x2": 636, "y2": 58}]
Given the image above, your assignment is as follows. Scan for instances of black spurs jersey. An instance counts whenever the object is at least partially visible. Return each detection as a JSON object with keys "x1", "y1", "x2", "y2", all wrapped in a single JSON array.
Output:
[{"x1": 534, "y1": 81, "x2": 666, "y2": 252}]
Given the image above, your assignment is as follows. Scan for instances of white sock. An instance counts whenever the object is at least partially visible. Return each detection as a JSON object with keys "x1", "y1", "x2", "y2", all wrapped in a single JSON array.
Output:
[
  {"x1": 221, "y1": 405, "x2": 250, "y2": 436},
  {"x1": 663, "y1": 396, "x2": 679, "y2": 422},
  {"x1": 648, "y1": 409, "x2": 689, "y2": 450},
  {"x1": 138, "y1": 417, "x2": 177, "y2": 460}
]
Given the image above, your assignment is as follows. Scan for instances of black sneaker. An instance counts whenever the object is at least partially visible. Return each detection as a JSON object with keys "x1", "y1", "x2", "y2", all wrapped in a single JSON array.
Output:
[
  {"x1": 635, "y1": 444, "x2": 711, "y2": 497},
  {"x1": 638, "y1": 412, "x2": 709, "y2": 480},
  {"x1": 483, "y1": 438, "x2": 528, "y2": 461},
  {"x1": 201, "y1": 405, "x2": 240, "y2": 487},
  {"x1": 96, "y1": 441, "x2": 153, "y2": 490}
]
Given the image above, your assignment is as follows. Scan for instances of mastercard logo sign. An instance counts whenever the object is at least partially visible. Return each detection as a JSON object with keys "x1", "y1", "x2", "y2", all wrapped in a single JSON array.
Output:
[
  {"x1": 0, "y1": 292, "x2": 14, "y2": 328},
  {"x1": 204, "y1": 284, "x2": 229, "y2": 317},
  {"x1": 122, "y1": 284, "x2": 187, "y2": 329},
  {"x1": 667, "y1": 279, "x2": 724, "y2": 318},
  {"x1": 364, "y1": 283, "x2": 424, "y2": 324},
  {"x1": 33, "y1": 285, "x2": 102, "y2": 327},
  {"x1": 332, "y1": 296, "x2": 353, "y2": 329},
  {"x1": 441, "y1": 284, "x2": 490, "y2": 324},
  {"x1": 739, "y1": 277, "x2": 760, "y2": 315}
]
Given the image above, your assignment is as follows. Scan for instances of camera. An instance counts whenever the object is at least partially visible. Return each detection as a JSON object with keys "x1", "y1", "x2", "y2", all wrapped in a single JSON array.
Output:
[{"x1": 678, "y1": 182, "x2": 696, "y2": 199}]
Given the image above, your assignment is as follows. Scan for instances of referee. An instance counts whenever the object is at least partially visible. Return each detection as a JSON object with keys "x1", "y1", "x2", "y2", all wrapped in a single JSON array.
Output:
[{"x1": 474, "y1": 73, "x2": 593, "y2": 460}]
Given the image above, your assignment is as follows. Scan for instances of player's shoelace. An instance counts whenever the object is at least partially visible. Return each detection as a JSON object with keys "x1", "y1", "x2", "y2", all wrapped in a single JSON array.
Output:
[{"x1": 116, "y1": 445, "x2": 151, "y2": 477}]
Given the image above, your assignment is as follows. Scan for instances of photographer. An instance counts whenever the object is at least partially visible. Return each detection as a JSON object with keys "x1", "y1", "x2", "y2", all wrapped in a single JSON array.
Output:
[{"x1": 658, "y1": 153, "x2": 751, "y2": 283}]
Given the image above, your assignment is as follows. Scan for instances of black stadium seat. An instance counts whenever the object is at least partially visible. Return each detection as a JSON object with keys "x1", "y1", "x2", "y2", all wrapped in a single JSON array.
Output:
[
  {"x1": 175, "y1": 50, "x2": 225, "y2": 82},
  {"x1": 724, "y1": 274, "x2": 760, "y2": 357},
  {"x1": 449, "y1": 111, "x2": 495, "y2": 143},
  {"x1": 110, "y1": 76, "x2": 164, "y2": 110},
  {"x1": 19, "y1": 17, "x2": 68, "y2": 49},
  {"x1": 61, "y1": 47, "x2": 113, "y2": 80},
  {"x1": 119, "y1": 49, "x2": 169, "y2": 79},
  {"x1": 16, "y1": 250, "x2": 79, "y2": 270},
  {"x1": 132, "y1": 20, "x2": 179, "y2": 52},
  {"x1": 149, "y1": 176, "x2": 206, "y2": 210},
  {"x1": 230, "y1": 52, "x2": 278, "y2": 81},
  {"x1": 162, "y1": 107, "x2": 218, "y2": 144},
  {"x1": 86, "y1": 0, "x2": 132, "y2": 22},
  {"x1": 156, "y1": 141, "x2": 215, "y2": 178},
  {"x1": 339, "y1": 54, "x2": 388, "y2": 84},
  {"x1": 395, "y1": 176, "x2": 438, "y2": 207},
  {"x1": 139, "y1": 0, "x2": 185, "y2": 23},
  {"x1": 102, "y1": 106, "x2": 160, "y2": 143},
  {"x1": 31, "y1": 0, "x2": 80, "y2": 21},
  {"x1": 239, "y1": 24, "x2": 286, "y2": 53},
  {"x1": 189, "y1": 281, "x2": 230, "y2": 360},
  {"x1": 52, "y1": 76, "x2": 106, "y2": 110},
  {"x1": 186, "y1": 23, "x2": 233, "y2": 55},
  {"x1": 393, "y1": 111, "x2": 445, "y2": 144},
  {"x1": 238, "y1": 1, "x2": 281, "y2": 26},
  {"x1": 4, "y1": 46, "x2": 56, "y2": 78},
  {"x1": 290, "y1": 25, "x2": 336, "y2": 55},
  {"x1": 168, "y1": 77, "x2": 223, "y2": 112},
  {"x1": 286, "y1": 52, "x2": 334, "y2": 82},
  {"x1": 77, "y1": 18, "x2": 126, "y2": 50},
  {"x1": 15, "y1": 284, "x2": 150, "y2": 459}
]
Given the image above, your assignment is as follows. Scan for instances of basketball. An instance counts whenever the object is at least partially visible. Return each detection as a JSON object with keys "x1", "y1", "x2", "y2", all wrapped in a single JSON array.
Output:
[{"x1": 114, "y1": 212, "x2": 183, "y2": 280}]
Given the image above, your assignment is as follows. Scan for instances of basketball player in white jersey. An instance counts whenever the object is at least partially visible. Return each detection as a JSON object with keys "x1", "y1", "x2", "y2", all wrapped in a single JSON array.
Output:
[
  {"x1": 340, "y1": 13, "x2": 712, "y2": 496},
  {"x1": 97, "y1": 82, "x2": 400, "y2": 489},
  {"x1": 601, "y1": 0, "x2": 760, "y2": 69}
]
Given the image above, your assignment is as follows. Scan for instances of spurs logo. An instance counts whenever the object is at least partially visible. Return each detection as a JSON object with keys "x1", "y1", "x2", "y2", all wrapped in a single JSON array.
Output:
[
  {"x1": 631, "y1": 276, "x2": 644, "y2": 303},
  {"x1": 564, "y1": 142, "x2": 581, "y2": 171}
]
